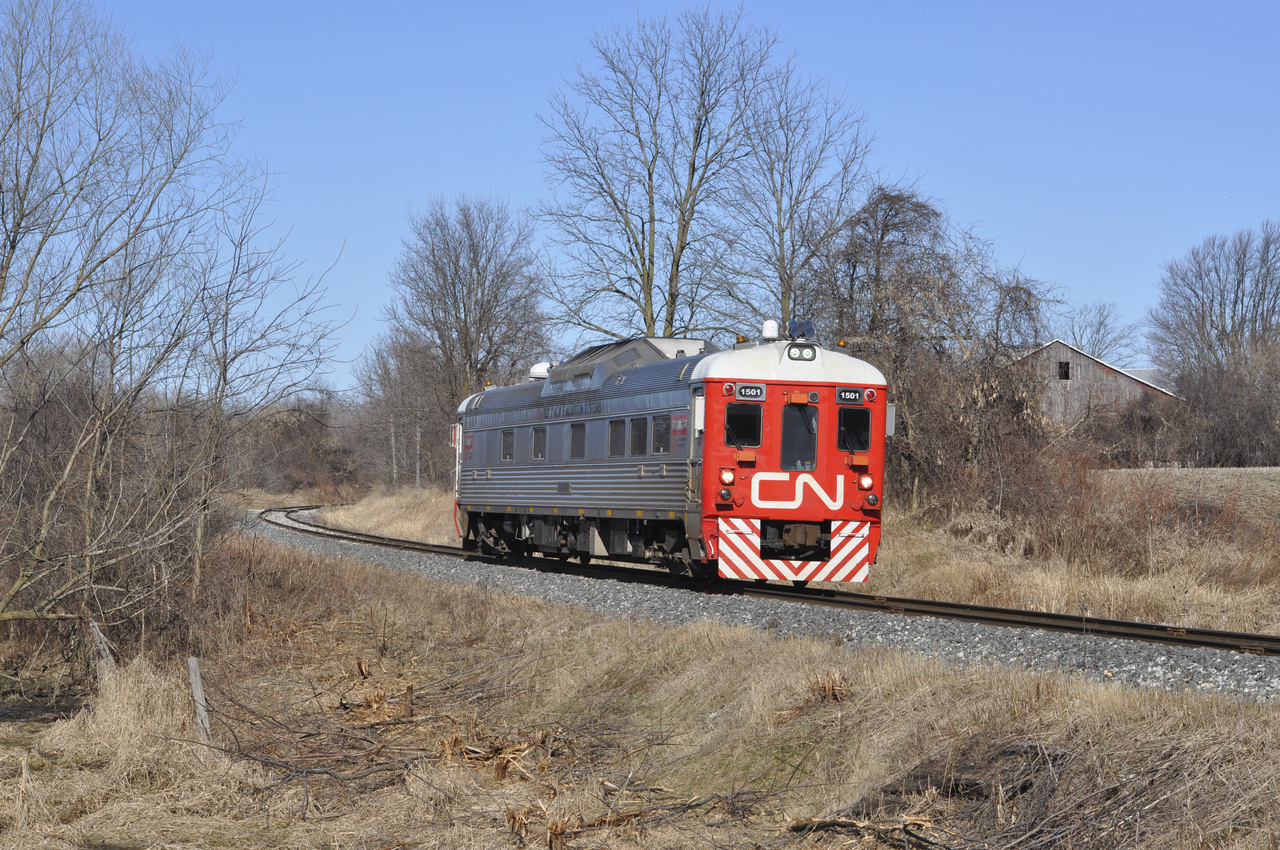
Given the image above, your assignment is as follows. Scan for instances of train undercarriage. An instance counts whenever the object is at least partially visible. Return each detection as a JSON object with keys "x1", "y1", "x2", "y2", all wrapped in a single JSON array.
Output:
[{"x1": 465, "y1": 511, "x2": 705, "y2": 577}]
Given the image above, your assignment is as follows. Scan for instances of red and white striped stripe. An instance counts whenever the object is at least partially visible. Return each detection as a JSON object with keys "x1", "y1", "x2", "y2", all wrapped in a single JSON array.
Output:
[{"x1": 716, "y1": 518, "x2": 871, "y2": 582}]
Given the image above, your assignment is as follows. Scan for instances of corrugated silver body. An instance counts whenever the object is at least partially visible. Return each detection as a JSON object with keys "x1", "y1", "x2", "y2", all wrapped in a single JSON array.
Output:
[{"x1": 457, "y1": 351, "x2": 706, "y2": 515}]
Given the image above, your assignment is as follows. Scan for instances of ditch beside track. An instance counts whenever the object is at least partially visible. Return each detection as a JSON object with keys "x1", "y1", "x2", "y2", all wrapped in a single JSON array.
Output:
[{"x1": 260, "y1": 506, "x2": 1280, "y2": 658}]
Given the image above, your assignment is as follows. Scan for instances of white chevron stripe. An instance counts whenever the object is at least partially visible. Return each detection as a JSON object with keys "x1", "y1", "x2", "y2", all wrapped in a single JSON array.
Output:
[
  {"x1": 716, "y1": 517, "x2": 875, "y2": 583},
  {"x1": 718, "y1": 519, "x2": 771, "y2": 579},
  {"x1": 833, "y1": 542, "x2": 871, "y2": 581}
]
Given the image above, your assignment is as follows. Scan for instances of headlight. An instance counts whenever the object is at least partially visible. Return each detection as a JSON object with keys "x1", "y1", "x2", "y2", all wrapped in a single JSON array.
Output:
[
  {"x1": 858, "y1": 474, "x2": 874, "y2": 490},
  {"x1": 718, "y1": 488, "x2": 732, "y2": 501},
  {"x1": 786, "y1": 344, "x2": 816, "y2": 361},
  {"x1": 719, "y1": 469, "x2": 735, "y2": 485}
]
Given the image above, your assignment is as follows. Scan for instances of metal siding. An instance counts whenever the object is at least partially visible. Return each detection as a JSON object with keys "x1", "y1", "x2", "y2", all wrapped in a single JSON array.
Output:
[{"x1": 456, "y1": 459, "x2": 690, "y2": 512}]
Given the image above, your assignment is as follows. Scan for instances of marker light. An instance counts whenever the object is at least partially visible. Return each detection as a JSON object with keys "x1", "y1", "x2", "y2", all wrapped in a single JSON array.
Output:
[
  {"x1": 718, "y1": 488, "x2": 733, "y2": 501},
  {"x1": 858, "y1": 474, "x2": 874, "y2": 490},
  {"x1": 719, "y1": 469, "x2": 736, "y2": 485},
  {"x1": 865, "y1": 388, "x2": 877, "y2": 402},
  {"x1": 723, "y1": 383, "x2": 736, "y2": 395},
  {"x1": 866, "y1": 494, "x2": 879, "y2": 507}
]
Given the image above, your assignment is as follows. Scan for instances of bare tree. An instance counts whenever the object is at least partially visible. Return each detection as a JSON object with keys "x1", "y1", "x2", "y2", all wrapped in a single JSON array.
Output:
[
  {"x1": 1056, "y1": 301, "x2": 1141, "y2": 366},
  {"x1": 1146, "y1": 220, "x2": 1280, "y2": 465},
  {"x1": 1147, "y1": 221, "x2": 1280, "y2": 381},
  {"x1": 387, "y1": 195, "x2": 547, "y2": 407},
  {"x1": 539, "y1": 7, "x2": 775, "y2": 338},
  {"x1": 727, "y1": 59, "x2": 871, "y2": 326},
  {"x1": 808, "y1": 185, "x2": 1054, "y2": 512},
  {"x1": 360, "y1": 195, "x2": 547, "y2": 489},
  {"x1": 0, "y1": 0, "x2": 333, "y2": 634}
]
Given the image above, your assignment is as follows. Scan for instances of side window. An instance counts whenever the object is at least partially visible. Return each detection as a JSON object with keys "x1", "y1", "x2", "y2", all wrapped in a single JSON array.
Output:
[
  {"x1": 652, "y1": 414, "x2": 671, "y2": 455},
  {"x1": 608, "y1": 419, "x2": 626, "y2": 457},
  {"x1": 532, "y1": 427, "x2": 547, "y2": 460},
  {"x1": 836, "y1": 407, "x2": 872, "y2": 453},
  {"x1": 501, "y1": 429, "x2": 514, "y2": 462},
  {"x1": 629, "y1": 417, "x2": 648, "y2": 456},
  {"x1": 780, "y1": 405, "x2": 818, "y2": 471},
  {"x1": 570, "y1": 423, "x2": 586, "y2": 459},
  {"x1": 724, "y1": 403, "x2": 763, "y2": 448}
]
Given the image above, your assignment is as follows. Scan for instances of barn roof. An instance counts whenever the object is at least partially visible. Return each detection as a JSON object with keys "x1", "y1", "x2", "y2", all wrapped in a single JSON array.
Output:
[{"x1": 1018, "y1": 339, "x2": 1177, "y2": 397}]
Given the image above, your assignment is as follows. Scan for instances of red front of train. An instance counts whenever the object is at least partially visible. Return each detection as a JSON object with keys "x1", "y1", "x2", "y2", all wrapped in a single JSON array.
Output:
[{"x1": 697, "y1": 359, "x2": 888, "y2": 582}]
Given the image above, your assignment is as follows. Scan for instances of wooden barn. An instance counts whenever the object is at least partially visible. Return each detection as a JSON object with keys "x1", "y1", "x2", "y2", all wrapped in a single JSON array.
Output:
[{"x1": 1019, "y1": 340, "x2": 1176, "y2": 425}]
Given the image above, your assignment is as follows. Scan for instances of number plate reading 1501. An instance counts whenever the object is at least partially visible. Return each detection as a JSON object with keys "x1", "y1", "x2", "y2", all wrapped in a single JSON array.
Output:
[
  {"x1": 837, "y1": 387, "x2": 863, "y2": 405},
  {"x1": 735, "y1": 383, "x2": 766, "y2": 400}
]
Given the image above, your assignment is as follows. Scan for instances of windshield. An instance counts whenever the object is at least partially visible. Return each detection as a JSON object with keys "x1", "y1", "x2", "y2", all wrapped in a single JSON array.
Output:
[
  {"x1": 724, "y1": 403, "x2": 762, "y2": 448},
  {"x1": 837, "y1": 407, "x2": 872, "y2": 453},
  {"x1": 781, "y1": 405, "x2": 818, "y2": 471}
]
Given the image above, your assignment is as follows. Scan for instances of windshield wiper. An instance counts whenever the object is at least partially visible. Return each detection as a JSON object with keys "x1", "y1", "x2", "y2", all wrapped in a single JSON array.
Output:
[
  {"x1": 725, "y1": 422, "x2": 744, "y2": 452},
  {"x1": 839, "y1": 421, "x2": 855, "y2": 454}
]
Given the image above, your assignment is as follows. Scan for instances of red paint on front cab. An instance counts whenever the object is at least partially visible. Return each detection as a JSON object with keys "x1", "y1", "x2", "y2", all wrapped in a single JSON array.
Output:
[{"x1": 699, "y1": 380, "x2": 887, "y2": 581}]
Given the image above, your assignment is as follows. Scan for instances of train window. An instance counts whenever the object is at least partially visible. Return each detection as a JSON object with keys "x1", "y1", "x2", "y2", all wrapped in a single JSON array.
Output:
[
  {"x1": 836, "y1": 407, "x2": 872, "y2": 453},
  {"x1": 724, "y1": 403, "x2": 762, "y2": 448},
  {"x1": 780, "y1": 405, "x2": 818, "y2": 471},
  {"x1": 608, "y1": 419, "x2": 626, "y2": 457},
  {"x1": 532, "y1": 427, "x2": 547, "y2": 460},
  {"x1": 630, "y1": 417, "x2": 648, "y2": 456},
  {"x1": 652, "y1": 414, "x2": 671, "y2": 454},
  {"x1": 570, "y1": 423, "x2": 586, "y2": 458},
  {"x1": 501, "y1": 430, "x2": 514, "y2": 462}
]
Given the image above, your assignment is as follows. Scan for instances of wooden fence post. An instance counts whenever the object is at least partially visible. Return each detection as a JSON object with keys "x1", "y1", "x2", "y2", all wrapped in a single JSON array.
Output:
[{"x1": 187, "y1": 657, "x2": 212, "y2": 745}]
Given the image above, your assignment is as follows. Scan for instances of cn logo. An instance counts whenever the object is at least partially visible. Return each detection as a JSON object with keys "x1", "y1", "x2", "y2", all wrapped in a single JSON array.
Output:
[{"x1": 750, "y1": 473, "x2": 844, "y2": 510}]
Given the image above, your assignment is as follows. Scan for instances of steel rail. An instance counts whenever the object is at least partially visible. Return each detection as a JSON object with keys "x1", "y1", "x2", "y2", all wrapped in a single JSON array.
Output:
[{"x1": 259, "y1": 507, "x2": 1280, "y2": 657}]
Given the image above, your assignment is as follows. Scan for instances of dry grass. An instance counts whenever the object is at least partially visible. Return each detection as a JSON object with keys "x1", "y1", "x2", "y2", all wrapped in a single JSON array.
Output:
[
  {"x1": 232, "y1": 482, "x2": 368, "y2": 510},
  {"x1": 1101, "y1": 466, "x2": 1280, "y2": 518},
  {"x1": 4, "y1": 535, "x2": 1280, "y2": 847},
  {"x1": 863, "y1": 468, "x2": 1280, "y2": 633},
  {"x1": 319, "y1": 487, "x2": 460, "y2": 544}
]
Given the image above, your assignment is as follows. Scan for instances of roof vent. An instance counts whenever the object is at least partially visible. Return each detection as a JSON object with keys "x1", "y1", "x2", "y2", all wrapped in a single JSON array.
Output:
[{"x1": 528, "y1": 361, "x2": 551, "y2": 381}]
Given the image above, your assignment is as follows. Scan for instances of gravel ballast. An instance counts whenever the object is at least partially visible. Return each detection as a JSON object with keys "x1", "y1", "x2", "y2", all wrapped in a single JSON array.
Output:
[{"x1": 249, "y1": 512, "x2": 1280, "y2": 702}]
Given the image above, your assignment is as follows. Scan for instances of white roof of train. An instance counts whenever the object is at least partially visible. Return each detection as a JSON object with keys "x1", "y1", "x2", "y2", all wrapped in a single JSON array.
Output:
[{"x1": 691, "y1": 340, "x2": 886, "y2": 385}]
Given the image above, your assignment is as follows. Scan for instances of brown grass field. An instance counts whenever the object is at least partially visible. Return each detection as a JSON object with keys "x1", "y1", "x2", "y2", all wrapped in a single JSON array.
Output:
[
  {"x1": 7, "y1": 474, "x2": 1280, "y2": 847},
  {"x1": 4, "y1": 535, "x2": 1280, "y2": 848}
]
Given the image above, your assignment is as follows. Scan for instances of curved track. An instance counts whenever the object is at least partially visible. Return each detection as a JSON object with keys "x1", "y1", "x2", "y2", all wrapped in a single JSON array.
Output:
[{"x1": 261, "y1": 506, "x2": 1280, "y2": 657}]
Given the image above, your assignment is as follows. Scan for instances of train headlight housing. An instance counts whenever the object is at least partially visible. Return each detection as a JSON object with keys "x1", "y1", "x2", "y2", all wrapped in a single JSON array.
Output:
[
  {"x1": 858, "y1": 474, "x2": 874, "y2": 490},
  {"x1": 786, "y1": 344, "x2": 816, "y2": 361},
  {"x1": 719, "y1": 468, "x2": 735, "y2": 485}
]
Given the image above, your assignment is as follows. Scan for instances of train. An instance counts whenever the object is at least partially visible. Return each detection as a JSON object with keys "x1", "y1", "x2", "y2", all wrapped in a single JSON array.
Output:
[{"x1": 452, "y1": 319, "x2": 892, "y2": 583}]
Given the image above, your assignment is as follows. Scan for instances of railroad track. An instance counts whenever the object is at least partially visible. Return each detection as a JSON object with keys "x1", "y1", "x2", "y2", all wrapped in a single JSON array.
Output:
[{"x1": 260, "y1": 506, "x2": 1280, "y2": 657}]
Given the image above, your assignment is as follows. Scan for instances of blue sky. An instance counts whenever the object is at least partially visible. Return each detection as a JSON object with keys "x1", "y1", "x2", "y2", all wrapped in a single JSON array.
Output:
[{"x1": 106, "y1": 1, "x2": 1279, "y2": 387}]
